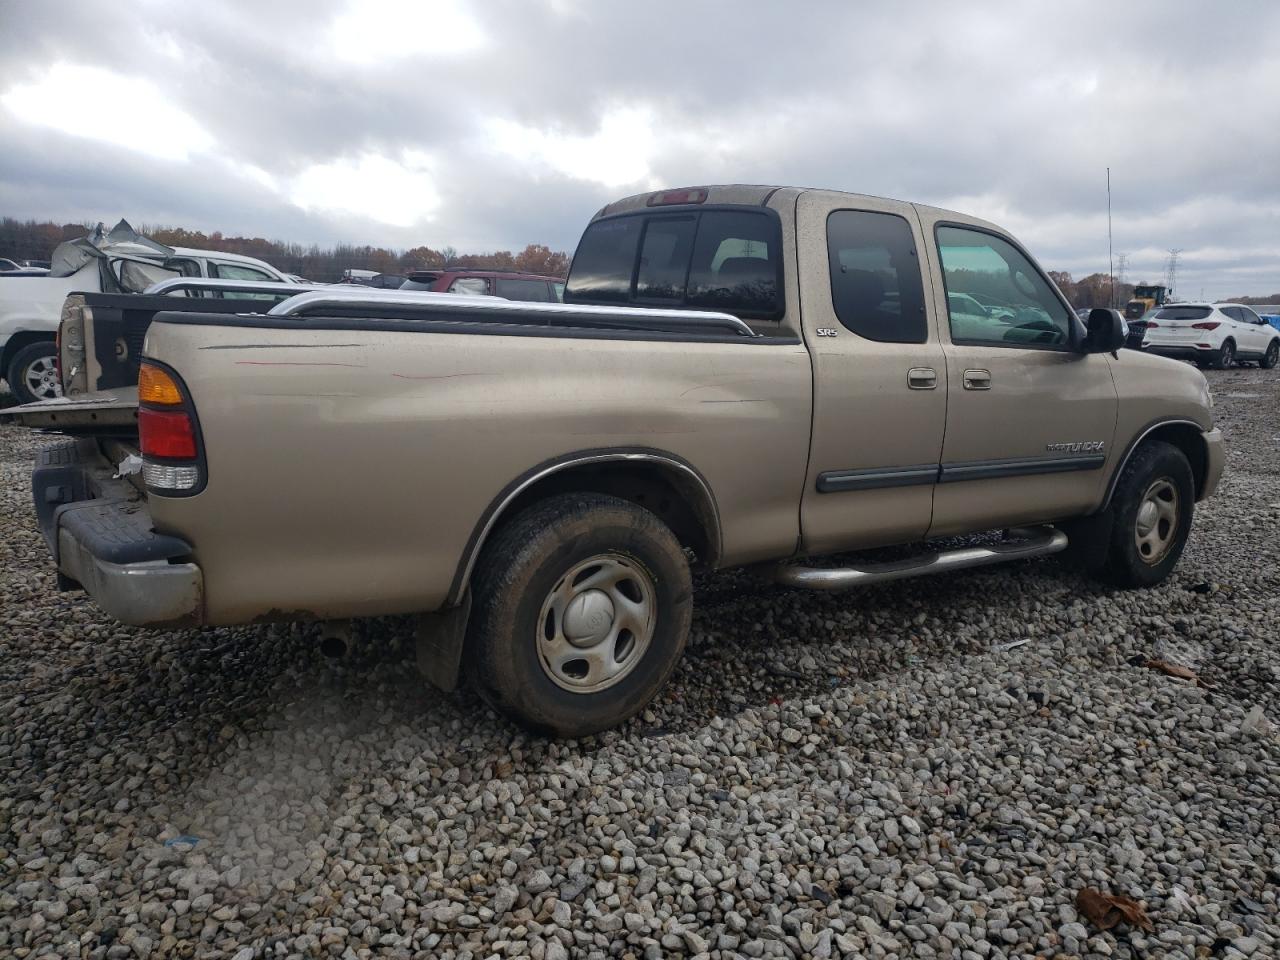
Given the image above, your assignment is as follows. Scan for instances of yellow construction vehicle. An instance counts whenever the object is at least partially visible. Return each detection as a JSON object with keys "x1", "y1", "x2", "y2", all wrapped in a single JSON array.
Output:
[{"x1": 1124, "y1": 284, "x2": 1170, "y2": 320}]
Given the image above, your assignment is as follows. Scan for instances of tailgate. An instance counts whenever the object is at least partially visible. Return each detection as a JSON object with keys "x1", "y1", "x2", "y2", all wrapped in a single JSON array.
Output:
[{"x1": 0, "y1": 388, "x2": 139, "y2": 434}]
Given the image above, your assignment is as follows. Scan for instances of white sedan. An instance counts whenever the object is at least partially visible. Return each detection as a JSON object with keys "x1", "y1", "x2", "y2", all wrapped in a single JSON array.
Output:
[{"x1": 1142, "y1": 302, "x2": 1280, "y2": 369}]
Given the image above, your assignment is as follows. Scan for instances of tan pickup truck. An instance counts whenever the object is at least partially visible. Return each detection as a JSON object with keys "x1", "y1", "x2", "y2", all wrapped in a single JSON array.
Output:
[{"x1": 7, "y1": 185, "x2": 1222, "y2": 736}]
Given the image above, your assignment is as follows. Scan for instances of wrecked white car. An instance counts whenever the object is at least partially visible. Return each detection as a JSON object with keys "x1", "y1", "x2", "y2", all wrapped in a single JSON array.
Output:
[{"x1": 0, "y1": 220, "x2": 294, "y2": 404}]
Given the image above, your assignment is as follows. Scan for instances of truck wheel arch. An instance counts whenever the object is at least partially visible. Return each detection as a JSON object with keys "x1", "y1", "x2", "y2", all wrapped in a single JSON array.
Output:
[
  {"x1": 1101, "y1": 419, "x2": 1210, "y2": 509},
  {"x1": 447, "y1": 448, "x2": 723, "y2": 607}
]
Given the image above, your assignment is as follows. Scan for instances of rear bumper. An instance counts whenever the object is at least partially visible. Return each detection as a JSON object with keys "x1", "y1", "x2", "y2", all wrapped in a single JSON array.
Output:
[
  {"x1": 1141, "y1": 343, "x2": 1216, "y2": 362},
  {"x1": 1201, "y1": 427, "x2": 1224, "y2": 501},
  {"x1": 32, "y1": 439, "x2": 203, "y2": 627}
]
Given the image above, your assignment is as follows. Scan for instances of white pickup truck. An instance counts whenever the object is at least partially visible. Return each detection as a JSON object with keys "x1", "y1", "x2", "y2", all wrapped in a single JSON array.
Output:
[{"x1": 0, "y1": 220, "x2": 293, "y2": 403}]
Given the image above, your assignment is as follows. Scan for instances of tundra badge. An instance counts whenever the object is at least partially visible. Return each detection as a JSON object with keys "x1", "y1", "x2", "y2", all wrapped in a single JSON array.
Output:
[{"x1": 1045, "y1": 441, "x2": 1105, "y2": 453}]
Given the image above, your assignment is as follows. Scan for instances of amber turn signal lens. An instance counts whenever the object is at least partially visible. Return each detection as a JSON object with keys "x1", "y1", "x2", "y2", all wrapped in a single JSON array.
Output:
[{"x1": 139, "y1": 364, "x2": 184, "y2": 406}]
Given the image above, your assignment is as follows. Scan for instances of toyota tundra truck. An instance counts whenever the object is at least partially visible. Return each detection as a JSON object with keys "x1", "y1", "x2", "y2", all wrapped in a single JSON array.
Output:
[{"x1": 5, "y1": 185, "x2": 1223, "y2": 736}]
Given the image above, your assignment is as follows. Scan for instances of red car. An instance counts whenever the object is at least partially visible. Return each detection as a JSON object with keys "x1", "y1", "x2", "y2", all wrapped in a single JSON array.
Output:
[{"x1": 400, "y1": 269, "x2": 565, "y2": 302}]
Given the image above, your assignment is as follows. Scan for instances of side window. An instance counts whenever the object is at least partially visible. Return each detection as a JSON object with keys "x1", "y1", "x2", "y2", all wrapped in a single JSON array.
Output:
[
  {"x1": 164, "y1": 258, "x2": 202, "y2": 277},
  {"x1": 212, "y1": 262, "x2": 272, "y2": 281},
  {"x1": 685, "y1": 210, "x2": 780, "y2": 317},
  {"x1": 494, "y1": 277, "x2": 553, "y2": 302},
  {"x1": 450, "y1": 277, "x2": 490, "y2": 295},
  {"x1": 936, "y1": 226, "x2": 1072, "y2": 347},
  {"x1": 635, "y1": 216, "x2": 696, "y2": 301},
  {"x1": 551, "y1": 281, "x2": 565, "y2": 302},
  {"x1": 1238, "y1": 306, "x2": 1263, "y2": 324},
  {"x1": 210, "y1": 261, "x2": 277, "y2": 300},
  {"x1": 1219, "y1": 306, "x2": 1243, "y2": 322},
  {"x1": 826, "y1": 210, "x2": 927, "y2": 343}
]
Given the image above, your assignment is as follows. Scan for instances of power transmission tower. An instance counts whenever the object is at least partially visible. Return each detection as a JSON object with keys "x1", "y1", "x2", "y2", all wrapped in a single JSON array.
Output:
[
  {"x1": 1165, "y1": 248, "x2": 1181, "y2": 298},
  {"x1": 1116, "y1": 252, "x2": 1128, "y2": 288}
]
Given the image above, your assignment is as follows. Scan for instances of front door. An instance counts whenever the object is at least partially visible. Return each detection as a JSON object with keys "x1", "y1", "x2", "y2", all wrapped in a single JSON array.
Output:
[
  {"x1": 797, "y1": 191, "x2": 947, "y2": 554},
  {"x1": 915, "y1": 213, "x2": 1118, "y2": 536}
]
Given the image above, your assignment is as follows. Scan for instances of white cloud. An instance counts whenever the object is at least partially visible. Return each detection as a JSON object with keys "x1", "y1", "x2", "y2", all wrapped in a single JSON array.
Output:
[
  {"x1": 485, "y1": 107, "x2": 656, "y2": 188},
  {"x1": 0, "y1": 62, "x2": 214, "y2": 162},
  {"x1": 289, "y1": 150, "x2": 440, "y2": 227},
  {"x1": 329, "y1": 0, "x2": 486, "y2": 64}
]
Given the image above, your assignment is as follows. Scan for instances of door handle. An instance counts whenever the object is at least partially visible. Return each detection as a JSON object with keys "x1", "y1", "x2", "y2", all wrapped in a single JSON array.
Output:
[
  {"x1": 963, "y1": 369, "x2": 991, "y2": 390},
  {"x1": 907, "y1": 367, "x2": 937, "y2": 390}
]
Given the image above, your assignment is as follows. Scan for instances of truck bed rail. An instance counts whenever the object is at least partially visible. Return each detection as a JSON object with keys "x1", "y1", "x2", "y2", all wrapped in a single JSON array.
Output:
[{"x1": 266, "y1": 288, "x2": 759, "y2": 338}]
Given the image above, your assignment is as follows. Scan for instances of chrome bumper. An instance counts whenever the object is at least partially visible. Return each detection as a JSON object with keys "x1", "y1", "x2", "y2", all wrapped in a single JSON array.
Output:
[
  {"x1": 56, "y1": 526, "x2": 202, "y2": 627},
  {"x1": 33, "y1": 439, "x2": 204, "y2": 627}
]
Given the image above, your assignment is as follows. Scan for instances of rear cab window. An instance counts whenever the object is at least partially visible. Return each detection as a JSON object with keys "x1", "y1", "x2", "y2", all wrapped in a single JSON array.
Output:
[{"x1": 565, "y1": 206, "x2": 783, "y2": 321}]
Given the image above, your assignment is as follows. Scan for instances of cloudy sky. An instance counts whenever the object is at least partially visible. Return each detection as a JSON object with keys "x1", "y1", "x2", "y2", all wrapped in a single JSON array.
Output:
[{"x1": 1, "y1": 0, "x2": 1278, "y2": 297}]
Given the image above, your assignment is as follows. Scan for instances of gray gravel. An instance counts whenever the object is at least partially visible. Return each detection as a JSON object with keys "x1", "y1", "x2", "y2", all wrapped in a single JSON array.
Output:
[{"x1": 1, "y1": 367, "x2": 1278, "y2": 960}]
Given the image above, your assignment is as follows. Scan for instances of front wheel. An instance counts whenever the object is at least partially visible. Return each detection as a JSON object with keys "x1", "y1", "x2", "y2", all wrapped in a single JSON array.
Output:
[
  {"x1": 1261, "y1": 339, "x2": 1279, "y2": 369},
  {"x1": 6, "y1": 340, "x2": 61, "y2": 404},
  {"x1": 466, "y1": 492, "x2": 692, "y2": 737},
  {"x1": 1097, "y1": 441, "x2": 1194, "y2": 588}
]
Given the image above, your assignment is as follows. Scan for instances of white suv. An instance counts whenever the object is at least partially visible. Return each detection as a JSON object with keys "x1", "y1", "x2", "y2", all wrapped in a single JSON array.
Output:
[{"x1": 1142, "y1": 302, "x2": 1280, "y2": 369}]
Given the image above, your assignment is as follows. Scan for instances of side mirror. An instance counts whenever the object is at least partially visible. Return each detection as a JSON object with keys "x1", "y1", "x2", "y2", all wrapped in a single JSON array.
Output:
[{"x1": 1084, "y1": 308, "x2": 1126, "y2": 355}]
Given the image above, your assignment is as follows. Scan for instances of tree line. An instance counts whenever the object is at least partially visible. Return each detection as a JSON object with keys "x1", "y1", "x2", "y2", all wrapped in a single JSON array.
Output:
[{"x1": 0, "y1": 217, "x2": 570, "y2": 281}]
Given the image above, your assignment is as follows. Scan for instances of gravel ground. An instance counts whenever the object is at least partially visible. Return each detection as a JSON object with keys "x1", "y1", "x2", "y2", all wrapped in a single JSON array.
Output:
[{"x1": 1, "y1": 368, "x2": 1277, "y2": 960}]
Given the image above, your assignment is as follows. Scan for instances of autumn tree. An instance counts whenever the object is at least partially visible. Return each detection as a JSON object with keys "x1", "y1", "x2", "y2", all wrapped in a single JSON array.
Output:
[{"x1": 514, "y1": 243, "x2": 570, "y2": 277}]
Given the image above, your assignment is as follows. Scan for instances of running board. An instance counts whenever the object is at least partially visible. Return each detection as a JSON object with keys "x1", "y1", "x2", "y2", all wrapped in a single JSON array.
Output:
[{"x1": 773, "y1": 526, "x2": 1068, "y2": 591}]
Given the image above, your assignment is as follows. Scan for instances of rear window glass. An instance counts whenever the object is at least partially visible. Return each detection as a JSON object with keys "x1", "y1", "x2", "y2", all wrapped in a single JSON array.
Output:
[
  {"x1": 1154, "y1": 306, "x2": 1212, "y2": 320},
  {"x1": 685, "y1": 211, "x2": 780, "y2": 316},
  {"x1": 495, "y1": 277, "x2": 553, "y2": 302},
  {"x1": 566, "y1": 208, "x2": 782, "y2": 319},
  {"x1": 636, "y1": 217, "x2": 696, "y2": 301},
  {"x1": 565, "y1": 217, "x2": 642, "y2": 303}
]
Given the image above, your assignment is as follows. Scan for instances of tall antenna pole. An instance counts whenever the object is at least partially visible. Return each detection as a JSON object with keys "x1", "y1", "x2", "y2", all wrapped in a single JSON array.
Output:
[
  {"x1": 1107, "y1": 167, "x2": 1115, "y2": 308},
  {"x1": 1166, "y1": 248, "x2": 1182, "y2": 298}
]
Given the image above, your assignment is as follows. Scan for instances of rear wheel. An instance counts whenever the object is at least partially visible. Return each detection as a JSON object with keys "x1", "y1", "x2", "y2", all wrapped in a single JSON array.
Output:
[
  {"x1": 1211, "y1": 339, "x2": 1235, "y2": 369},
  {"x1": 1096, "y1": 441, "x2": 1194, "y2": 588},
  {"x1": 6, "y1": 340, "x2": 61, "y2": 404},
  {"x1": 1262, "y1": 339, "x2": 1279, "y2": 369},
  {"x1": 466, "y1": 492, "x2": 692, "y2": 737}
]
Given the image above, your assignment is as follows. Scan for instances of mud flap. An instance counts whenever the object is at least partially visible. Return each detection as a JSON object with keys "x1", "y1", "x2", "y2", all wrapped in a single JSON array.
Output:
[
  {"x1": 1057, "y1": 510, "x2": 1115, "y2": 573},
  {"x1": 415, "y1": 590, "x2": 472, "y2": 693}
]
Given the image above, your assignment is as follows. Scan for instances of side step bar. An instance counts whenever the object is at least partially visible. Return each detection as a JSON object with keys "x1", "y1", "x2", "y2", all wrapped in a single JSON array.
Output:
[{"x1": 773, "y1": 526, "x2": 1068, "y2": 591}]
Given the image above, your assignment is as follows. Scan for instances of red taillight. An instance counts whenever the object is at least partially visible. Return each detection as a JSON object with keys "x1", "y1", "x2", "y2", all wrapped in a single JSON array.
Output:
[
  {"x1": 1191, "y1": 321, "x2": 1221, "y2": 330},
  {"x1": 139, "y1": 407, "x2": 197, "y2": 459},
  {"x1": 1144, "y1": 321, "x2": 1159, "y2": 328},
  {"x1": 646, "y1": 188, "x2": 708, "y2": 206}
]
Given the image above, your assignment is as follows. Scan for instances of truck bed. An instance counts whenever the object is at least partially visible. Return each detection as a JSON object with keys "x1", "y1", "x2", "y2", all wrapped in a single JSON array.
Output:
[{"x1": 136, "y1": 297, "x2": 812, "y2": 624}]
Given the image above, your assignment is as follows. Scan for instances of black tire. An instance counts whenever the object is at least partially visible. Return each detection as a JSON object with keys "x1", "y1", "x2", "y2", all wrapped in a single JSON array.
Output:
[
  {"x1": 1211, "y1": 339, "x2": 1235, "y2": 370},
  {"x1": 1096, "y1": 441, "x2": 1194, "y2": 588},
  {"x1": 5, "y1": 340, "x2": 61, "y2": 405},
  {"x1": 1262, "y1": 339, "x2": 1280, "y2": 369},
  {"x1": 466, "y1": 492, "x2": 692, "y2": 737}
]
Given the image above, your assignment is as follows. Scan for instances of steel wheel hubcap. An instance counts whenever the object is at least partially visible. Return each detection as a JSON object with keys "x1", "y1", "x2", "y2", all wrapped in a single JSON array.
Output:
[
  {"x1": 1134, "y1": 478, "x2": 1179, "y2": 565},
  {"x1": 537, "y1": 553, "x2": 656, "y2": 693},
  {"x1": 24, "y1": 355, "x2": 61, "y2": 400}
]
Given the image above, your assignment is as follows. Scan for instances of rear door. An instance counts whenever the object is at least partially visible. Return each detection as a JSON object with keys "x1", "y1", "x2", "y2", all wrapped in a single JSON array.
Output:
[
  {"x1": 915, "y1": 211, "x2": 1117, "y2": 536},
  {"x1": 797, "y1": 191, "x2": 947, "y2": 553}
]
